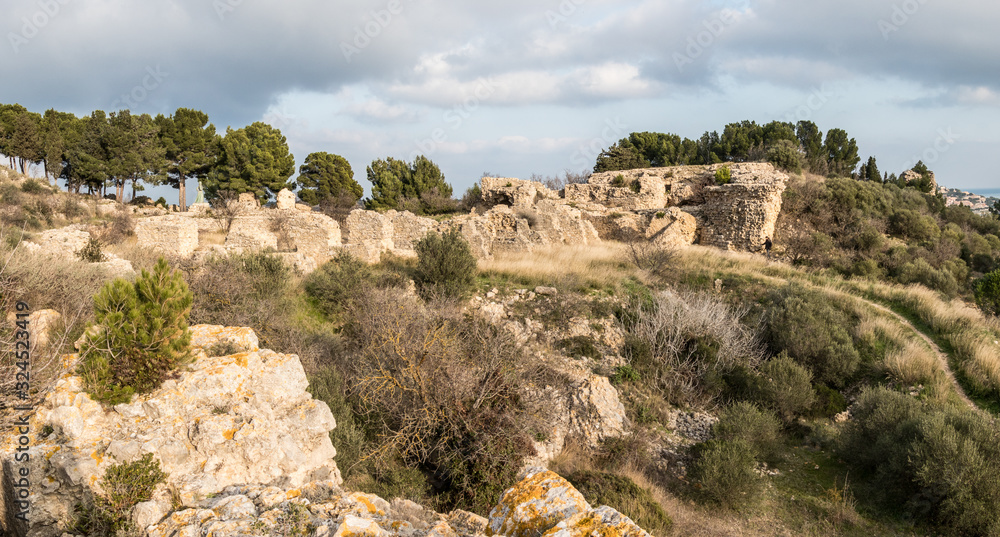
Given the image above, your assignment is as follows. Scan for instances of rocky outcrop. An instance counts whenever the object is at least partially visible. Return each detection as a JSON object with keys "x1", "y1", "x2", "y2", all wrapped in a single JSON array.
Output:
[
  {"x1": 138, "y1": 468, "x2": 651, "y2": 537},
  {"x1": 0, "y1": 325, "x2": 340, "y2": 537},
  {"x1": 487, "y1": 468, "x2": 650, "y2": 537}
]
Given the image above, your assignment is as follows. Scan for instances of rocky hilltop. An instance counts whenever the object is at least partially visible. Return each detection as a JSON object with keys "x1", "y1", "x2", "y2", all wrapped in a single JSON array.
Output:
[{"x1": 0, "y1": 325, "x2": 653, "y2": 537}]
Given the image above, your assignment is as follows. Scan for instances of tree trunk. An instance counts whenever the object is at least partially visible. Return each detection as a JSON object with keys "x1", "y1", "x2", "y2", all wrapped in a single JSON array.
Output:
[{"x1": 178, "y1": 174, "x2": 187, "y2": 212}]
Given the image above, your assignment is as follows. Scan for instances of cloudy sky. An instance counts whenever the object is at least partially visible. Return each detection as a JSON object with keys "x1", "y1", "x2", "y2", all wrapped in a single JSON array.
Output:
[{"x1": 3, "y1": 0, "x2": 999, "y2": 201}]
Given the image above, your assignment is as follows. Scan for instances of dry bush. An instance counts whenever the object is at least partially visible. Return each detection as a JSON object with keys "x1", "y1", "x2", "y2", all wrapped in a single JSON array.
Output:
[
  {"x1": 104, "y1": 239, "x2": 172, "y2": 273},
  {"x1": 623, "y1": 234, "x2": 678, "y2": 281},
  {"x1": 0, "y1": 241, "x2": 110, "y2": 429},
  {"x1": 346, "y1": 287, "x2": 544, "y2": 512},
  {"x1": 319, "y1": 191, "x2": 359, "y2": 226},
  {"x1": 625, "y1": 290, "x2": 765, "y2": 406},
  {"x1": 92, "y1": 207, "x2": 136, "y2": 245},
  {"x1": 209, "y1": 190, "x2": 242, "y2": 233}
]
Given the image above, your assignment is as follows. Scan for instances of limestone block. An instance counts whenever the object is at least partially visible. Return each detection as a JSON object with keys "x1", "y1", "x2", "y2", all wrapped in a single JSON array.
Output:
[
  {"x1": 387, "y1": 210, "x2": 436, "y2": 253},
  {"x1": 5, "y1": 309, "x2": 61, "y2": 349},
  {"x1": 332, "y1": 515, "x2": 388, "y2": 537},
  {"x1": 481, "y1": 177, "x2": 560, "y2": 207},
  {"x1": 343, "y1": 210, "x2": 394, "y2": 262},
  {"x1": 189, "y1": 325, "x2": 260, "y2": 352},
  {"x1": 487, "y1": 470, "x2": 591, "y2": 537},
  {"x1": 136, "y1": 215, "x2": 200, "y2": 257},
  {"x1": 542, "y1": 506, "x2": 651, "y2": 537},
  {"x1": 646, "y1": 207, "x2": 697, "y2": 247},
  {"x1": 276, "y1": 188, "x2": 296, "y2": 210},
  {"x1": 226, "y1": 215, "x2": 278, "y2": 252},
  {"x1": 568, "y1": 375, "x2": 628, "y2": 445}
]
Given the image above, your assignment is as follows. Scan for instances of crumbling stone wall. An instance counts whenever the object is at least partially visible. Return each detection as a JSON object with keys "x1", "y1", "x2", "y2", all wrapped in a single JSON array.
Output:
[
  {"x1": 342, "y1": 209, "x2": 395, "y2": 263},
  {"x1": 136, "y1": 215, "x2": 200, "y2": 257},
  {"x1": 387, "y1": 210, "x2": 436, "y2": 254},
  {"x1": 480, "y1": 177, "x2": 560, "y2": 207}
]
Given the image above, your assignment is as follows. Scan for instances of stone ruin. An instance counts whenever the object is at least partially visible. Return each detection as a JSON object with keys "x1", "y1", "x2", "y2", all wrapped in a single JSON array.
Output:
[{"x1": 123, "y1": 165, "x2": 786, "y2": 273}]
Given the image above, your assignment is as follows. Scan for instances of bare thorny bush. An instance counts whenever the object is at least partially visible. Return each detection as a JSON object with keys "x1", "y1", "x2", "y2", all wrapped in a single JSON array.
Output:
[
  {"x1": 625, "y1": 290, "x2": 765, "y2": 407},
  {"x1": 617, "y1": 228, "x2": 678, "y2": 280},
  {"x1": 209, "y1": 190, "x2": 242, "y2": 234},
  {"x1": 344, "y1": 288, "x2": 548, "y2": 510},
  {"x1": 0, "y1": 233, "x2": 103, "y2": 432}
]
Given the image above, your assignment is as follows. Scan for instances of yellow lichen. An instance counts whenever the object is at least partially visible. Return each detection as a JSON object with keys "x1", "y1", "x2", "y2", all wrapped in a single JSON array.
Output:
[{"x1": 223, "y1": 428, "x2": 237, "y2": 440}]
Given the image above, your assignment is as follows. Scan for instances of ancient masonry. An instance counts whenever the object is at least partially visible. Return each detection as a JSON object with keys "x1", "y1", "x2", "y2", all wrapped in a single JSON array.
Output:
[{"x1": 123, "y1": 162, "x2": 786, "y2": 272}]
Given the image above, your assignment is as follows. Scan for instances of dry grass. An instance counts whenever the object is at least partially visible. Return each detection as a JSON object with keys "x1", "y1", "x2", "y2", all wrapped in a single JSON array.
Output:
[
  {"x1": 478, "y1": 242, "x2": 638, "y2": 289},
  {"x1": 883, "y1": 340, "x2": 942, "y2": 387},
  {"x1": 104, "y1": 238, "x2": 171, "y2": 273},
  {"x1": 198, "y1": 229, "x2": 227, "y2": 247}
]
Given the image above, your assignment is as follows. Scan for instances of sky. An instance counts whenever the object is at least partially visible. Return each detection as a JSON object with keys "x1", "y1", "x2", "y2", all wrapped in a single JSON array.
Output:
[{"x1": 3, "y1": 0, "x2": 999, "y2": 204}]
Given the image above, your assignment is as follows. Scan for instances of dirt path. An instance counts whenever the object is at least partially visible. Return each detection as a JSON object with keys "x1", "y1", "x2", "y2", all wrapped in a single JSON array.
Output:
[{"x1": 855, "y1": 297, "x2": 979, "y2": 411}]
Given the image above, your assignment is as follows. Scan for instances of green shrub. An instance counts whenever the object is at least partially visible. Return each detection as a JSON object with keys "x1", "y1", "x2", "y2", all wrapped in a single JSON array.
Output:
[
  {"x1": 690, "y1": 439, "x2": 763, "y2": 509},
  {"x1": 839, "y1": 388, "x2": 1000, "y2": 536},
  {"x1": 766, "y1": 286, "x2": 860, "y2": 387},
  {"x1": 566, "y1": 471, "x2": 673, "y2": 536},
  {"x1": 555, "y1": 335, "x2": 601, "y2": 360},
  {"x1": 306, "y1": 367, "x2": 367, "y2": 481},
  {"x1": 812, "y1": 384, "x2": 847, "y2": 418},
  {"x1": 76, "y1": 237, "x2": 105, "y2": 263},
  {"x1": 974, "y1": 269, "x2": 1000, "y2": 316},
  {"x1": 753, "y1": 352, "x2": 816, "y2": 422},
  {"x1": 413, "y1": 228, "x2": 477, "y2": 300},
  {"x1": 610, "y1": 365, "x2": 641, "y2": 384},
  {"x1": 629, "y1": 180, "x2": 642, "y2": 194},
  {"x1": 155, "y1": 196, "x2": 167, "y2": 208},
  {"x1": 713, "y1": 402, "x2": 783, "y2": 464},
  {"x1": 305, "y1": 251, "x2": 384, "y2": 316},
  {"x1": 78, "y1": 258, "x2": 193, "y2": 405},
  {"x1": 611, "y1": 174, "x2": 626, "y2": 187},
  {"x1": 20, "y1": 179, "x2": 46, "y2": 194},
  {"x1": 714, "y1": 166, "x2": 732, "y2": 185},
  {"x1": 72, "y1": 453, "x2": 167, "y2": 536}
]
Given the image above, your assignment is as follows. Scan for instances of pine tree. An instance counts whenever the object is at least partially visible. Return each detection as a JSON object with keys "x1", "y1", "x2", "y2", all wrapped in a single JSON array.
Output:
[
  {"x1": 204, "y1": 122, "x2": 294, "y2": 202},
  {"x1": 296, "y1": 151, "x2": 362, "y2": 205},
  {"x1": 156, "y1": 108, "x2": 217, "y2": 211},
  {"x1": 79, "y1": 258, "x2": 193, "y2": 405},
  {"x1": 365, "y1": 155, "x2": 452, "y2": 213}
]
